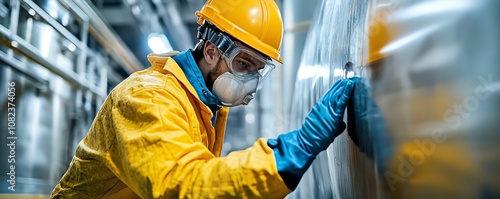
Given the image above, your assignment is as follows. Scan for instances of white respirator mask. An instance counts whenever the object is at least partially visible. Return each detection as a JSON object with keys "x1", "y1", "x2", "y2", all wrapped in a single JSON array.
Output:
[
  {"x1": 212, "y1": 46, "x2": 275, "y2": 106},
  {"x1": 212, "y1": 72, "x2": 259, "y2": 106}
]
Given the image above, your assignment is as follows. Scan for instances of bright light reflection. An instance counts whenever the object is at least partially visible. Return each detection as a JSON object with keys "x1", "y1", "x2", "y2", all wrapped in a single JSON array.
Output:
[
  {"x1": 333, "y1": 68, "x2": 344, "y2": 77},
  {"x1": 347, "y1": 71, "x2": 355, "y2": 78},
  {"x1": 297, "y1": 65, "x2": 330, "y2": 80},
  {"x1": 148, "y1": 33, "x2": 173, "y2": 53},
  {"x1": 381, "y1": 23, "x2": 440, "y2": 55},
  {"x1": 401, "y1": 1, "x2": 473, "y2": 21},
  {"x1": 28, "y1": 9, "x2": 36, "y2": 16},
  {"x1": 245, "y1": 114, "x2": 255, "y2": 124},
  {"x1": 68, "y1": 43, "x2": 76, "y2": 52}
]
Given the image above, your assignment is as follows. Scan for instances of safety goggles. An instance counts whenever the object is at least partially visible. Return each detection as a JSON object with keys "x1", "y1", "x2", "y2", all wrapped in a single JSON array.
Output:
[
  {"x1": 197, "y1": 24, "x2": 276, "y2": 82},
  {"x1": 220, "y1": 46, "x2": 276, "y2": 82}
]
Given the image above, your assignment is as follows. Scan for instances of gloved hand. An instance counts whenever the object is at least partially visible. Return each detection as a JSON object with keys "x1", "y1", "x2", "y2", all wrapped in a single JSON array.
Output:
[
  {"x1": 268, "y1": 77, "x2": 357, "y2": 190},
  {"x1": 347, "y1": 78, "x2": 393, "y2": 173},
  {"x1": 296, "y1": 78, "x2": 355, "y2": 156}
]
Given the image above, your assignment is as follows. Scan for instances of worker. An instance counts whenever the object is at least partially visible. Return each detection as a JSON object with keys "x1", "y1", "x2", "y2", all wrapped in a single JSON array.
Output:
[{"x1": 51, "y1": 0, "x2": 357, "y2": 198}]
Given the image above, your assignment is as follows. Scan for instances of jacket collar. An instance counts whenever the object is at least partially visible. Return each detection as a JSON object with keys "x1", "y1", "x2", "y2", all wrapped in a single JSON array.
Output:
[
  {"x1": 147, "y1": 51, "x2": 199, "y2": 100},
  {"x1": 146, "y1": 51, "x2": 221, "y2": 119}
]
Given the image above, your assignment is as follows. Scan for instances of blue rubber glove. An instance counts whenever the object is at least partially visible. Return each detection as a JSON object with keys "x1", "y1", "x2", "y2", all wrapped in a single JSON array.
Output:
[
  {"x1": 296, "y1": 78, "x2": 354, "y2": 155},
  {"x1": 268, "y1": 77, "x2": 357, "y2": 190},
  {"x1": 347, "y1": 78, "x2": 393, "y2": 173}
]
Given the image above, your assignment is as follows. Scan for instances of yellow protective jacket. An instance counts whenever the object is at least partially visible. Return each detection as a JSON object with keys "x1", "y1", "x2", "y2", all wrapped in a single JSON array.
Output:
[{"x1": 51, "y1": 53, "x2": 291, "y2": 198}]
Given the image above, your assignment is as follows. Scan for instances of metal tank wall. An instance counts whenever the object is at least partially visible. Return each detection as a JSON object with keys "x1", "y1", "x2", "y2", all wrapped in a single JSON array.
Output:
[
  {"x1": 286, "y1": 0, "x2": 373, "y2": 198},
  {"x1": 289, "y1": 0, "x2": 500, "y2": 198}
]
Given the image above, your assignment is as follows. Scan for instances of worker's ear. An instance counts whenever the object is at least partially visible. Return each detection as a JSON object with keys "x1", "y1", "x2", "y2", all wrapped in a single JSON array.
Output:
[{"x1": 203, "y1": 41, "x2": 220, "y2": 65}]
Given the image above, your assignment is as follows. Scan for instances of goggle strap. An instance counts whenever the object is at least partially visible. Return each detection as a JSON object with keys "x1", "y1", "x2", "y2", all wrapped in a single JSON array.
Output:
[
  {"x1": 197, "y1": 22, "x2": 215, "y2": 40},
  {"x1": 197, "y1": 23, "x2": 237, "y2": 55}
]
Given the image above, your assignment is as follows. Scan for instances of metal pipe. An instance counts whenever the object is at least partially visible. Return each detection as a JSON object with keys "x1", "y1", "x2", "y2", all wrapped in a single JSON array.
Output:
[
  {"x1": 77, "y1": 21, "x2": 89, "y2": 79},
  {"x1": 9, "y1": 0, "x2": 20, "y2": 35},
  {"x1": 0, "y1": 28, "x2": 106, "y2": 98},
  {"x1": 0, "y1": 50, "x2": 48, "y2": 87},
  {"x1": 98, "y1": 55, "x2": 108, "y2": 98},
  {"x1": 57, "y1": 0, "x2": 89, "y2": 22},
  {"x1": 73, "y1": 0, "x2": 145, "y2": 74},
  {"x1": 22, "y1": 0, "x2": 85, "y2": 50}
]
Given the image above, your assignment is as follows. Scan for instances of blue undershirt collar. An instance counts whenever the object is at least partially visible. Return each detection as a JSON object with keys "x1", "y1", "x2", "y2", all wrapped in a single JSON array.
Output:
[{"x1": 172, "y1": 50, "x2": 221, "y2": 124}]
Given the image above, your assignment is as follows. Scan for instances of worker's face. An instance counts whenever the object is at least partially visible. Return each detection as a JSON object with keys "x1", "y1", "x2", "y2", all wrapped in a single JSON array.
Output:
[
  {"x1": 201, "y1": 40, "x2": 275, "y2": 106},
  {"x1": 203, "y1": 42, "x2": 269, "y2": 91},
  {"x1": 202, "y1": 42, "x2": 230, "y2": 91},
  {"x1": 206, "y1": 54, "x2": 230, "y2": 91}
]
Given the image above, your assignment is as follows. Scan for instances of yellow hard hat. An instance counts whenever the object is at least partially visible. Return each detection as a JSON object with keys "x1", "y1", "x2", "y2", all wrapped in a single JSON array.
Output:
[
  {"x1": 196, "y1": 0, "x2": 284, "y2": 63},
  {"x1": 368, "y1": 20, "x2": 390, "y2": 63},
  {"x1": 367, "y1": 7, "x2": 395, "y2": 64}
]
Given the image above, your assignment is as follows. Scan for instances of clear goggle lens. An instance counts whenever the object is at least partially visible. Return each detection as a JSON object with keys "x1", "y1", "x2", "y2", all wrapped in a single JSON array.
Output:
[{"x1": 221, "y1": 48, "x2": 276, "y2": 81}]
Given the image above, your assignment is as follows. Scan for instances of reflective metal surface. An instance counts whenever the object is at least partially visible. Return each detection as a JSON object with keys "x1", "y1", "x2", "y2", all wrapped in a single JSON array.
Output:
[
  {"x1": 289, "y1": 0, "x2": 500, "y2": 198},
  {"x1": 370, "y1": 0, "x2": 500, "y2": 198},
  {"x1": 286, "y1": 0, "x2": 372, "y2": 198}
]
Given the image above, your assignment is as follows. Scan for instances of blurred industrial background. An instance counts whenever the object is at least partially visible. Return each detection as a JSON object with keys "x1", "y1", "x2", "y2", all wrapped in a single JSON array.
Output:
[{"x1": 1, "y1": 0, "x2": 499, "y2": 198}]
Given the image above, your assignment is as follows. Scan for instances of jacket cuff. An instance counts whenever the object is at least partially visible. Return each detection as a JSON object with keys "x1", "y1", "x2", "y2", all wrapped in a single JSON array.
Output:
[{"x1": 267, "y1": 131, "x2": 315, "y2": 190}]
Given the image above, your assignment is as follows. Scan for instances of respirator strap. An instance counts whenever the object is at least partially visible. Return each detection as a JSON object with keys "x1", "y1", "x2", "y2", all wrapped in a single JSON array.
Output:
[{"x1": 197, "y1": 22, "x2": 237, "y2": 55}]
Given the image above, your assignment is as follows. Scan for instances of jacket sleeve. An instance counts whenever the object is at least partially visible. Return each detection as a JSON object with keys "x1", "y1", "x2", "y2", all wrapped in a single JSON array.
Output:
[{"x1": 106, "y1": 86, "x2": 291, "y2": 199}]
